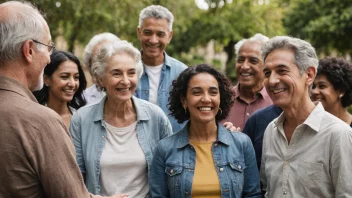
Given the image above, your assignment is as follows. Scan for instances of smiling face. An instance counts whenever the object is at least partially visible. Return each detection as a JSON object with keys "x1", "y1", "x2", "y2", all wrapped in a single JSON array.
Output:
[
  {"x1": 182, "y1": 73, "x2": 220, "y2": 124},
  {"x1": 137, "y1": 17, "x2": 173, "y2": 65},
  {"x1": 100, "y1": 53, "x2": 138, "y2": 103},
  {"x1": 263, "y1": 49, "x2": 314, "y2": 109},
  {"x1": 311, "y1": 74, "x2": 342, "y2": 112},
  {"x1": 44, "y1": 60, "x2": 79, "y2": 103},
  {"x1": 236, "y1": 41, "x2": 264, "y2": 90}
]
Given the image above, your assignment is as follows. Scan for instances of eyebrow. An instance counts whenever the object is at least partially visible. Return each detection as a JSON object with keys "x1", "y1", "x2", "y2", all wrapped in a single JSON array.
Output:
[{"x1": 190, "y1": 86, "x2": 219, "y2": 90}]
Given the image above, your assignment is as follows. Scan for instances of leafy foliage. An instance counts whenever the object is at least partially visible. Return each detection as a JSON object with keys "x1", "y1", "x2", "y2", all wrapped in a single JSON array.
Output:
[{"x1": 284, "y1": 0, "x2": 352, "y2": 54}]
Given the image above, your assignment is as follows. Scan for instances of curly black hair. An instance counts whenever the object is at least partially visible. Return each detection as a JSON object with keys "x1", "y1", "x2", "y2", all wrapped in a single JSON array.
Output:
[
  {"x1": 168, "y1": 64, "x2": 234, "y2": 123},
  {"x1": 33, "y1": 50, "x2": 87, "y2": 110},
  {"x1": 318, "y1": 57, "x2": 352, "y2": 108}
]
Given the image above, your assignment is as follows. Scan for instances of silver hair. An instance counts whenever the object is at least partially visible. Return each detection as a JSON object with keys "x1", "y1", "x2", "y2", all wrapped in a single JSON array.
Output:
[
  {"x1": 234, "y1": 33, "x2": 269, "y2": 57},
  {"x1": 261, "y1": 36, "x2": 319, "y2": 74},
  {"x1": 92, "y1": 40, "x2": 143, "y2": 90},
  {"x1": 0, "y1": 1, "x2": 47, "y2": 65},
  {"x1": 138, "y1": 5, "x2": 174, "y2": 32},
  {"x1": 82, "y1": 32, "x2": 120, "y2": 72}
]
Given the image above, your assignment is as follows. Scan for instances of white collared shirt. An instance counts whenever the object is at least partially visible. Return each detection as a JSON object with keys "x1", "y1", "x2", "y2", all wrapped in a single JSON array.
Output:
[{"x1": 260, "y1": 103, "x2": 352, "y2": 197}]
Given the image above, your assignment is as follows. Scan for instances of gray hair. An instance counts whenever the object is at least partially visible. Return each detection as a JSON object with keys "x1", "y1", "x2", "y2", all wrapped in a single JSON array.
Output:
[
  {"x1": 138, "y1": 5, "x2": 174, "y2": 32},
  {"x1": 234, "y1": 33, "x2": 269, "y2": 57},
  {"x1": 92, "y1": 40, "x2": 143, "y2": 90},
  {"x1": 261, "y1": 36, "x2": 319, "y2": 74},
  {"x1": 0, "y1": 1, "x2": 47, "y2": 65},
  {"x1": 82, "y1": 32, "x2": 120, "y2": 72}
]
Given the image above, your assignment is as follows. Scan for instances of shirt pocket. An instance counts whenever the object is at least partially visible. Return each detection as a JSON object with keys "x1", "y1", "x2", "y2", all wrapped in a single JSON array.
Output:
[
  {"x1": 297, "y1": 160, "x2": 323, "y2": 197},
  {"x1": 165, "y1": 165, "x2": 183, "y2": 193},
  {"x1": 227, "y1": 161, "x2": 247, "y2": 191}
]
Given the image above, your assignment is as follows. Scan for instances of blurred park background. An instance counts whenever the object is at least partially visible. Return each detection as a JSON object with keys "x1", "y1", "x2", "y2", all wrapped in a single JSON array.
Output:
[{"x1": 1, "y1": 0, "x2": 351, "y2": 111}]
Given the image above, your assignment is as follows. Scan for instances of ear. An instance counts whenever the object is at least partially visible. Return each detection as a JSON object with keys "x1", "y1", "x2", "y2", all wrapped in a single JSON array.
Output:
[
  {"x1": 22, "y1": 40, "x2": 35, "y2": 64},
  {"x1": 181, "y1": 96, "x2": 187, "y2": 108},
  {"x1": 136, "y1": 26, "x2": 142, "y2": 41},
  {"x1": 95, "y1": 74, "x2": 104, "y2": 88},
  {"x1": 167, "y1": 31, "x2": 173, "y2": 44},
  {"x1": 305, "y1": 66, "x2": 316, "y2": 86},
  {"x1": 43, "y1": 74, "x2": 50, "y2": 86}
]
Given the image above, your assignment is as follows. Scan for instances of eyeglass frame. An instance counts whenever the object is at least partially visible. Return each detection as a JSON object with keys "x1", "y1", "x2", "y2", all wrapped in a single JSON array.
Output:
[{"x1": 32, "y1": 39, "x2": 55, "y2": 55}]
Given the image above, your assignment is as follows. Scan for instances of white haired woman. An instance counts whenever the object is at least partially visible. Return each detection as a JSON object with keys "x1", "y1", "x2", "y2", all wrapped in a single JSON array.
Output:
[{"x1": 70, "y1": 40, "x2": 172, "y2": 197}]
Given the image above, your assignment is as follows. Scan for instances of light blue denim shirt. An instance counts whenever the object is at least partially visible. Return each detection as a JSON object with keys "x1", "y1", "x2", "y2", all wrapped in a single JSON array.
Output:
[
  {"x1": 70, "y1": 96, "x2": 172, "y2": 195},
  {"x1": 150, "y1": 122, "x2": 261, "y2": 198},
  {"x1": 135, "y1": 52, "x2": 187, "y2": 133}
]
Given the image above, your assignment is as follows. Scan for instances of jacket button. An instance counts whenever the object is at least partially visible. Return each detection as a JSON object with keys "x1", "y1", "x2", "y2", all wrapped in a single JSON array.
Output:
[
  {"x1": 238, "y1": 165, "x2": 241, "y2": 170},
  {"x1": 185, "y1": 191, "x2": 189, "y2": 195},
  {"x1": 219, "y1": 168, "x2": 224, "y2": 172},
  {"x1": 170, "y1": 169, "x2": 174, "y2": 174}
]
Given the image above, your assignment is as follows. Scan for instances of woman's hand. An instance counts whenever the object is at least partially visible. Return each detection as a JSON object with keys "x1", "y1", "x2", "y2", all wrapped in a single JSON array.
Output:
[{"x1": 223, "y1": 122, "x2": 241, "y2": 132}]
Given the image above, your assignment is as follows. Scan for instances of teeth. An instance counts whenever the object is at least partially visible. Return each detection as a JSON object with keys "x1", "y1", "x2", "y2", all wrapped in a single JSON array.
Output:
[
  {"x1": 63, "y1": 90, "x2": 74, "y2": 93},
  {"x1": 199, "y1": 107, "x2": 212, "y2": 111},
  {"x1": 272, "y1": 88, "x2": 285, "y2": 94},
  {"x1": 241, "y1": 73, "x2": 251, "y2": 76},
  {"x1": 117, "y1": 88, "x2": 129, "y2": 91}
]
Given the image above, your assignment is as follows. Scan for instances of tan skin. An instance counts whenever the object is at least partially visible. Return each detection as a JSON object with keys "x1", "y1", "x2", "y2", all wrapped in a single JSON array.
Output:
[
  {"x1": 263, "y1": 49, "x2": 316, "y2": 144},
  {"x1": 236, "y1": 41, "x2": 265, "y2": 103},
  {"x1": 311, "y1": 74, "x2": 352, "y2": 125},
  {"x1": 182, "y1": 73, "x2": 221, "y2": 143}
]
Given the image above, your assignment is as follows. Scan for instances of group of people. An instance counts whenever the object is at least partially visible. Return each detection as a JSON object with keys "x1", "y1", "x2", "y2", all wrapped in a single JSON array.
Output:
[{"x1": 1, "y1": 1, "x2": 352, "y2": 198}]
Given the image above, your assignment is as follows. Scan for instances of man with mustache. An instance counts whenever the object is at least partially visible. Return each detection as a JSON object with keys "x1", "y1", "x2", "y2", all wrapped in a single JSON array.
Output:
[
  {"x1": 260, "y1": 36, "x2": 352, "y2": 197},
  {"x1": 135, "y1": 5, "x2": 187, "y2": 133},
  {"x1": 224, "y1": 33, "x2": 272, "y2": 130}
]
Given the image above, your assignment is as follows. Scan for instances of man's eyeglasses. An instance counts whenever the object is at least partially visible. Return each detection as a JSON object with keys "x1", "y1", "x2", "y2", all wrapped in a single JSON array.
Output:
[{"x1": 32, "y1": 39, "x2": 55, "y2": 55}]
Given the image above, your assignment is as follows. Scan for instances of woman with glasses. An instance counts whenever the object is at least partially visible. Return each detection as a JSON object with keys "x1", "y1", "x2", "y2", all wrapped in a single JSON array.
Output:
[{"x1": 34, "y1": 50, "x2": 87, "y2": 129}]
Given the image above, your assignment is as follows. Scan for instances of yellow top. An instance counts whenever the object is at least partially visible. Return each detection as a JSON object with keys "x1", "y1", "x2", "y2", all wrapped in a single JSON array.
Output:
[{"x1": 190, "y1": 140, "x2": 221, "y2": 198}]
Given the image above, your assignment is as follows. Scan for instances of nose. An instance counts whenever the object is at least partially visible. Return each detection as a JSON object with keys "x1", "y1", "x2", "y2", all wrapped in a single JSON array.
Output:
[
  {"x1": 149, "y1": 34, "x2": 158, "y2": 44},
  {"x1": 201, "y1": 93, "x2": 211, "y2": 103},
  {"x1": 242, "y1": 60, "x2": 250, "y2": 69},
  {"x1": 67, "y1": 77, "x2": 75, "y2": 87},
  {"x1": 267, "y1": 71, "x2": 279, "y2": 87},
  {"x1": 120, "y1": 74, "x2": 130, "y2": 85},
  {"x1": 310, "y1": 85, "x2": 319, "y2": 96}
]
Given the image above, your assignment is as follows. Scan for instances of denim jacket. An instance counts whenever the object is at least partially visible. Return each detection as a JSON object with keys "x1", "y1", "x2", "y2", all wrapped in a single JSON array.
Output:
[
  {"x1": 150, "y1": 122, "x2": 261, "y2": 198},
  {"x1": 70, "y1": 96, "x2": 172, "y2": 195},
  {"x1": 135, "y1": 52, "x2": 187, "y2": 133}
]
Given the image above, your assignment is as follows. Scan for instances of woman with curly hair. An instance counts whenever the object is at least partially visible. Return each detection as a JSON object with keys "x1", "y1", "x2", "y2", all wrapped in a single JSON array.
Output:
[
  {"x1": 150, "y1": 64, "x2": 261, "y2": 198},
  {"x1": 311, "y1": 57, "x2": 352, "y2": 127},
  {"x1": 34, "y1": 51, "x2": 87, "y2": 129}
]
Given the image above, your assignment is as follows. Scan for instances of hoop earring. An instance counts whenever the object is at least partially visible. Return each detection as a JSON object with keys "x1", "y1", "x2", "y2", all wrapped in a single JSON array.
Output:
[
  {"x1": 218, "y1": 108, "x2": 222, "y2": 115},
  {"x1": 340, "y1": 94, "x2": 344, "y2": 98}
]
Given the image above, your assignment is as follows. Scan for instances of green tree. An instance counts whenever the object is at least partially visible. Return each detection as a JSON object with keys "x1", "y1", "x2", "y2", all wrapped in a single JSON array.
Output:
[
  {"x1": 171, "y1": 0, "x2": 285, "y2": 80},
  {"x1": 284, "y1": 0, "x2": 352, "y2": 54}
]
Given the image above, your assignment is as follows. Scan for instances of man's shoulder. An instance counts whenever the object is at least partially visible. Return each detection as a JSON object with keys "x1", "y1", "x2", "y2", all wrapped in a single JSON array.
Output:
[
  {"x1": 165, "y1": 54, "x2": 187, "y2": 70},
  {"x1": 320, "y1": 111, "x2": 352, "y2": 134}
]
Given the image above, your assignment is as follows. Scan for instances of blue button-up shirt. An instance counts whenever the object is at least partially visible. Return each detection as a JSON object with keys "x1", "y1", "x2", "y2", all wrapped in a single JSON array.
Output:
[
  {"x1": 69, "y1": 96, "x2": 172, "y2": 195},
  {"x1": 150, "y1": 122, "x2": 261, "y2": 198},
  {"x1": 135, "y1": 52, "x2": 187, "y2": 133}
]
